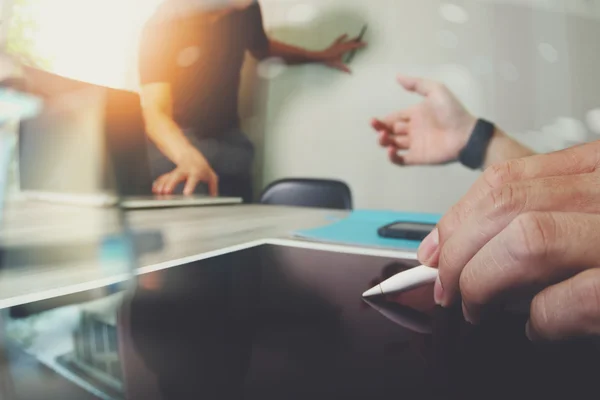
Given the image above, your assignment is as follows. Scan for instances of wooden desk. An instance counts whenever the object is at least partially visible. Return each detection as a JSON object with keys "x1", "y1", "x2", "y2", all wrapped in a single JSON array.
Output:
[{"x1": 0, "y1": 201, "x2": 347, "y2": 309}]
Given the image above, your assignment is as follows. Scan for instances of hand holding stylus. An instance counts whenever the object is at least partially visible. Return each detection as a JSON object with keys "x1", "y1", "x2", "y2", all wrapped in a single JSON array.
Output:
[{"x1": 418, "y1": 140, "x2": 600, "y2": 342}]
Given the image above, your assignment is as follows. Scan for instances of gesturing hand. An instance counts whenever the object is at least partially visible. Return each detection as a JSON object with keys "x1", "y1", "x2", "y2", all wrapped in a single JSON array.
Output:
[
  {"x1": 372, "y1": 75, "x2": 477, "y2": 166},
  {"x1": 153, "y1": 147, "x2": 218, "y2": 196},
  {"x1": 418, "y1": 141, "x2": 600, "y2": 341},
  {"x1": 320, "y1": 34, "x2": 366, "y2": 73}
]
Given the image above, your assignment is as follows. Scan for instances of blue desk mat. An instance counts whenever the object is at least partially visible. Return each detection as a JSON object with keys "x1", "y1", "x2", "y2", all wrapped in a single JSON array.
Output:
[{"x1": 294, "y1": 210, "x2": 441, "y2": 250}]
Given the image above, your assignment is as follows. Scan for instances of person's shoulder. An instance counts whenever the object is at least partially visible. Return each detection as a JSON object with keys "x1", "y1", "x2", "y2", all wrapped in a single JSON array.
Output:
[
  {"x1": 239, "y1": 0, "x2": 262, "y2": 18},
  {"x1": 246, "y1": 0, "x2": 261, "y2": 11}
]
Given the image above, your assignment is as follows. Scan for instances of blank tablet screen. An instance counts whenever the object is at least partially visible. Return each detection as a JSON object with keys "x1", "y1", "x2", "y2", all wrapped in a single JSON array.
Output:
[{"x1": 125, "y1": 244, "x2": 600, "y2": 400}]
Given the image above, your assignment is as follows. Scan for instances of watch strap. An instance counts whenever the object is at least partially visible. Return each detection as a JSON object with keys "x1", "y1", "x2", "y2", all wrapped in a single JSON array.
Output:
[{"x1": 458, "y1": 119, "x2": 495, "y2": 170}]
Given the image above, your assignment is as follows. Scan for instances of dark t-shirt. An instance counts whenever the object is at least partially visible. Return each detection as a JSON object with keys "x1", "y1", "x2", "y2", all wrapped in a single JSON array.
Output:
[{"x1": 139, "y1": 1, "x2": 269, "y2": 138}]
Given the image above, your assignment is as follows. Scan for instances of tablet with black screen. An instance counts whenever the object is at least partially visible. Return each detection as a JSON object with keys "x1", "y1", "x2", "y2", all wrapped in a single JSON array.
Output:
[{"x1": 122, "y1": 242, "x2": 600, "y2": 400}]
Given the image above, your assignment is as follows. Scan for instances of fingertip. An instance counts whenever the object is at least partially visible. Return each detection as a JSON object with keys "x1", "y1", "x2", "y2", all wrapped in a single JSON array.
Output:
[
  {"x1": 372, "y1": 119, "x2": 389, "y2": 132},
  {"x1": 396, "y1": 74, "x2": 418, "y2": 91},
  {"x1": 418, "y1": 227, "x2": 439, "y2": 266},
  {"x1": 396, "y1": 73, "x2": 410, "y2": 85},
  {"x1": 338, "y1": 63, "x2": 352, "y2": 74},
  {"x1": 433, "y1": 275, "x2": 444, "y2": 306},
  {"x1": 379, "y1": 131, "x2": 392, "y2": 147},
  {"x1": 209, "y1": 181, "x2": 219, "y2": 197},
  {"x1": 152, "y1": 180, "x2": 161, "y2": 193},
  {"x1": 387, "y1": 146, "x2": 405, "y2": 165},
  {"x1": 462, "y1": 301, "x2": 474, "y2": 325},
  {"x1": 525, "y1": 320, "x2": 534, "y2": 341}
]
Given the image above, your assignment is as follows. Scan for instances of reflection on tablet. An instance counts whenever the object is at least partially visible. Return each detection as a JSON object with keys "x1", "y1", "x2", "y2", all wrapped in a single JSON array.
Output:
[
  {"x1": 362, "y1": 297, "x2": 432, "y2": 334},
  {"x1": 364, "y1": 261, "x2": 436, "y2": 315}
]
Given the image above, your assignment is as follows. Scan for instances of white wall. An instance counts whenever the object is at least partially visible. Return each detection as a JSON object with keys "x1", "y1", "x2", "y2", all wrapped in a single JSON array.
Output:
[{"x1": 248, "y1": 0, "x2": 600, "y2": 213}]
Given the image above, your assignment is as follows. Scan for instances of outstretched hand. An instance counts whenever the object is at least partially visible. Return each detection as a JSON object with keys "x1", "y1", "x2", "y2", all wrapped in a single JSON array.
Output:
[
  {"x1": 320, "y1": 34, "x2": 366, "y2": 73},
  {"x1": 372, "y1": 75, "x2": 476, "y2": 166}
]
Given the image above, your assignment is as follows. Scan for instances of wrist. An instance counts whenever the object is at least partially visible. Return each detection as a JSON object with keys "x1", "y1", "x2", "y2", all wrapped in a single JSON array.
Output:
[
  {"x1": 173, "y1": 142, "x2": 202, "y2": 165},
  {"x1": 455, "y1": 114, "x2": 478, "y2": 151},
  {"x1": 311, "y1": 50, "x2": 327, "y2": 63},
  {"x1": 483, "y1": 127, "x2": 514, "y2": 168}
]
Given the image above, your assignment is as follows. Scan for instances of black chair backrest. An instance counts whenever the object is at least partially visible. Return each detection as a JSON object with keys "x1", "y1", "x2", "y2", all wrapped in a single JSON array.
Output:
[{"x1": 260, "y1": 178, "x2": 353, "y2": 210}]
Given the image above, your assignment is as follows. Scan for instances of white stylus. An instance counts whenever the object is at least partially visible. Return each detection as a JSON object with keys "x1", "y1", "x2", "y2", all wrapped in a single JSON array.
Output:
[{"x1": 362, "y1": 265, "x2": 438, "y2": 297}]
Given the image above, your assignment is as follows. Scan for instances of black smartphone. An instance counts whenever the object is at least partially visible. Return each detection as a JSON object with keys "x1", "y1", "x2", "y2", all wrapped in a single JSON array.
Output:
[
  {"x1": 345, "y1": 24, "x2": 367, "y2": 64},
  {"x1": 377, "y1": 221, "x2": 436, "y2": 241}
]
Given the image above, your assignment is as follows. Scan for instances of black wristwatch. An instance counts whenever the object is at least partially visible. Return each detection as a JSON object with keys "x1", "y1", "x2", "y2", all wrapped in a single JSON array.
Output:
[{"x1": 458, "y1": 119, "x2": 495, "y2": 170}]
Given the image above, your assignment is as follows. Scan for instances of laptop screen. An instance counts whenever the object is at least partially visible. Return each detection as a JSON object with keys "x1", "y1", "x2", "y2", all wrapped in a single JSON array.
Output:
[
  {"x1": 0, "y1": 124, "x2": 12, "y2": 222},
  {"x1": 16, "y1": 67, "x2": 152, "y2": 197},
  {"x1": 0, "y1": 88, "x2": 42, "y2": 222}
]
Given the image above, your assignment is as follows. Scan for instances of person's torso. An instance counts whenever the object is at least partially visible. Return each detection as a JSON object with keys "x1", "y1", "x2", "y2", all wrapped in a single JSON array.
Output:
[{"x1": 168, "y1": 7, "x2": 255, "y2": 137}]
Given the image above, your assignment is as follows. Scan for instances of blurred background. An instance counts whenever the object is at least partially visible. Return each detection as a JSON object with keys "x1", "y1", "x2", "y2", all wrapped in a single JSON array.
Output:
[{"x1": 3, "y1": 0, "x2": 599, "y2": 212}]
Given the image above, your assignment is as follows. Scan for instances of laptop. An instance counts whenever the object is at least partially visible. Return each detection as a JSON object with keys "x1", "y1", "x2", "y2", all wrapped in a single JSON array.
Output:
[
  {"x1": 16, "y1": 67, "x2": 242, "y2": 209},
  {"x1": 0, "y1": 118, "x2": 13, "y2": 223}
]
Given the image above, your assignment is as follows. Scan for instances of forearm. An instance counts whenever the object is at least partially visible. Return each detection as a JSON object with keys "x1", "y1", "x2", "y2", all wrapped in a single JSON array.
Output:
[
  {"x1": 267, "y1": 39, "x2": 323, "y2": 65},
  {"x1": 144, "y1": 112, "x2": 198, "y2": 164},
  {"x1": 483, "y1": 127, "x2": 535, "y2": 169}
]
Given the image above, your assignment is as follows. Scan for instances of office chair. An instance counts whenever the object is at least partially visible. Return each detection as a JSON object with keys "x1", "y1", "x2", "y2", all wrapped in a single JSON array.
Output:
[{"x1": 259, "y1": 178, "x2": 353, "y2": 210}]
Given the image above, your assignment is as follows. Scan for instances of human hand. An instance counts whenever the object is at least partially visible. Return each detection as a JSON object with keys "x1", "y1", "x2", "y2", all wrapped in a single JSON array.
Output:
[
  {"x1": 152, "y1": 147, "x2": 218, "y2": 196},
  {"x1": 417, "y1": 141, "x2": 600, "y2": 341},
  {"x1": 371, "y1": 75, "x2": 477, "y2": 166},
  {"x1": 319, "y1": 34, "x2": 366, "y2": 73}
]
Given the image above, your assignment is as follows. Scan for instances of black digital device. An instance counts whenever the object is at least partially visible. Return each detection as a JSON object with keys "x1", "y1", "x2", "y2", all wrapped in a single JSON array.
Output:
[
  {"x1": 12, "y1": 243, "x2": 600, "y2": 399},
  {"x1": 345, "y1": 24, "x2": 367, "y2": 64},
  {"x1": 378, "y1": 221, "x2": 436, "y2": 241}
]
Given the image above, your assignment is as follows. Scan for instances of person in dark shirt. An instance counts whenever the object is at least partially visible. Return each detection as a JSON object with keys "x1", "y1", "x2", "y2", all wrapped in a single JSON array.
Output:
[{"x1": 139, "y1": 0, "x2": 365, "y2": 202}]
